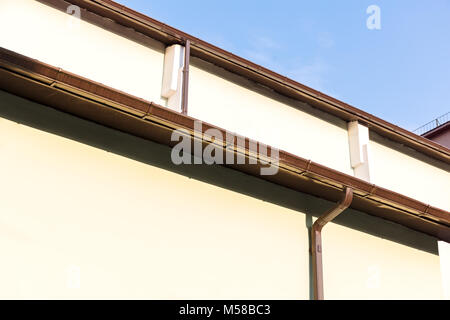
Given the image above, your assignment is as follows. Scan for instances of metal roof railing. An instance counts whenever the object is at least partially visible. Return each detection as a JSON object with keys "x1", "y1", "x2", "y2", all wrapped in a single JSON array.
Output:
[{"x1": 413, "y1": 112, "x2": 450, "y2": 136}]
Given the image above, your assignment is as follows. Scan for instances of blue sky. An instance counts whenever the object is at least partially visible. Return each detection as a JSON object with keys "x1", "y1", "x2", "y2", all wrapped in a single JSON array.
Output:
[{"x1": 121, "y1": 0, "x2": 449, "y2": 132}]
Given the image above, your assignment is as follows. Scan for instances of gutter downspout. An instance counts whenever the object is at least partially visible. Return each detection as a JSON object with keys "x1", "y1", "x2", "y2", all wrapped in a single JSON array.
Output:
[
  {"x1": 181, "y1": 39, "x2": 190, "y2": 114},
  {"x1": 311, "y1": 187, "x2": 353, "y2": 300}
]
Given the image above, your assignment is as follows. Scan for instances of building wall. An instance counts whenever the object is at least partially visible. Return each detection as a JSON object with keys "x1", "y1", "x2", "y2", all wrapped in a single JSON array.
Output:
[
  {"x1": 322, "y1": 218, "x2": 443, "y2": 299},
  {"x1": 1, "y1": 0, "x2": 448, "y2": 215},
  {"x1": 189, "y1": 58, "x2": 354, "y2": 175},
  {"x1": 369, "y1": 133, "x2": 450, "y2": 212},
  {"x1": 0, "y1": 0, "x2": 166, "y2": 105},
  {"x1": 0, "y1": 90, "x2": 443, "y2": 299},
  {"x1": 188, "y1": 56, "x2": 450, "y2": 213},
  {"x1": 0, "y1": 0, "x2": 353, "y2": 175}
]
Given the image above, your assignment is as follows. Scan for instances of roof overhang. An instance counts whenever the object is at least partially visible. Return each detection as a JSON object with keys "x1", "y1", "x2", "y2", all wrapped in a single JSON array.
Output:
[{"x1": 0, "y1": 47, "x2": 449, "y2": 241}]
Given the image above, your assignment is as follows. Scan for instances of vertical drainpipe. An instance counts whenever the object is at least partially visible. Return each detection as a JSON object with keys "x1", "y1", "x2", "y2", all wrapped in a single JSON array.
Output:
[
  {"x1": 311, "y1": 187, "x2": 353, "y2": 300},
  {"x1": 181, "y1": 39, "x2": 191, "y2": 115}
]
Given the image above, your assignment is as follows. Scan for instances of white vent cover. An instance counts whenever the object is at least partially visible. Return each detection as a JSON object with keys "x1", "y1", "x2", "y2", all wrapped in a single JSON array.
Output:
[
  {"x1": 348, "y1": 121, "x2": 371, "y2": 181},
  {"x1": 161, "y1": 44, "x2": 185, "y2": 112}
]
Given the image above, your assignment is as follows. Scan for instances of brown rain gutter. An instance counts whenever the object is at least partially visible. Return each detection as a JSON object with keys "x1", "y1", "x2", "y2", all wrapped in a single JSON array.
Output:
[
  {"x1": 312, "y1": 187, "x2": 353, "y2": 300},
  {"x1": 181, "y1": 39, "x2": 190, "y2": 115}
]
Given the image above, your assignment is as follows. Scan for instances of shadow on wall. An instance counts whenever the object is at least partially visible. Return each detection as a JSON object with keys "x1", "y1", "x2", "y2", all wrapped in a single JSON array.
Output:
[{"x1": 0, "y1": 90, "x2": 439, "y2": 265}]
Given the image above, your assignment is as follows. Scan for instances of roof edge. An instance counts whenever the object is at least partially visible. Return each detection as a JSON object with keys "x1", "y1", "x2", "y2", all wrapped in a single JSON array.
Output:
[
  {"x1": 0, "y1": 47, "x2": 448, "y2": 241},
  {"x1": 35, "y1": 0, "x2": 450, "y2": 164}
]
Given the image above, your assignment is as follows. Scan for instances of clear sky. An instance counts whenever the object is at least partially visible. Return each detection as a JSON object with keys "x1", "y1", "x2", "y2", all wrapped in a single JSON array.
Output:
[{"x1": 120, "y1": 0, "x2": 449, "y2": 132}]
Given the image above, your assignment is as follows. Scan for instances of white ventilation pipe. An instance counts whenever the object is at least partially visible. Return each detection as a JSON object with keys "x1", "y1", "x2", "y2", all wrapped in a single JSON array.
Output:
[{"x1": 348, "y1": 121, "x2": 371, "y2": 181}]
